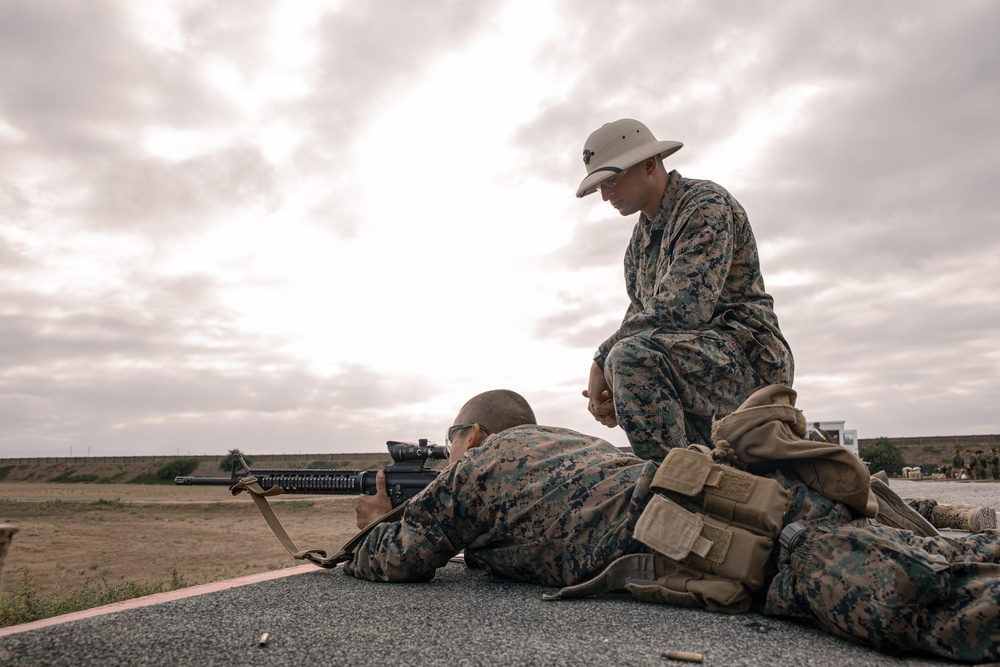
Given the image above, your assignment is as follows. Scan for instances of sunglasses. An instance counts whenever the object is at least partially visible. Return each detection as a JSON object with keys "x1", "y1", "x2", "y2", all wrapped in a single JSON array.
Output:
[
  {"x1": 447, "y1": 423, "x2": 492, "y2": 446},
  {"x1": 598, "y1": 164, "x2": 635, "y2": 192}
]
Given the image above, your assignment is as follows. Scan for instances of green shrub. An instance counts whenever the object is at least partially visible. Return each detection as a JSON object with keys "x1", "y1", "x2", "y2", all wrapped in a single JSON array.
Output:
[
  {"x1": 307, "y1": 460, "x2": 344, "y2": 469},
  {"x1": 860, "y1": 437, "x2": 905, "y2": 477},
  {"x1": 48, "y1": 469, "x2": 128, "y2": 484},
  {"x1": 0, "y1": 465, "x2": 13, "y2": 481},
  {"x1": 220, "y1": 449, "x2": 252, "y2": 472},
  {"x1": 129, "y1": 472, "x2": 159, "y2": 484},
  {"x1": 87, "y1": 498, "x2": 125, "y2": 508},
  {"x1": 284, "y1": 500, "x2": 314, "y2": 511},
  {"x1": 155, "y1": 458, "x2": 200, "y2": 481},
  {"x1": 49, "y1": 471, "x2": 100, "y2": 483}
]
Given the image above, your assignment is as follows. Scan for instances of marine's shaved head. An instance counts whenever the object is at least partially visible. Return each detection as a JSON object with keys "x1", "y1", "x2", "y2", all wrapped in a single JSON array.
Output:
[{"x1": 451, "y1": 389, "x2": 536, "y2": 435}]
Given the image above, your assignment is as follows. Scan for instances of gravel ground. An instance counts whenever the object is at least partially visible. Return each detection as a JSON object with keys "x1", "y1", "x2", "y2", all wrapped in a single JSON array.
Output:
[
  {"x1": 889, "y1": 479, "x2": 1000, "y2": 511},
  {"x1": 0, "y1": 562, "x2": 969, "y2": 667}
]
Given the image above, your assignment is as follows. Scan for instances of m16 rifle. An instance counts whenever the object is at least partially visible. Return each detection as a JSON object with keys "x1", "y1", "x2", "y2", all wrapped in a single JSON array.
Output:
[{"x1": 175, "y1": 439, "x2": 449, "y2": 508}]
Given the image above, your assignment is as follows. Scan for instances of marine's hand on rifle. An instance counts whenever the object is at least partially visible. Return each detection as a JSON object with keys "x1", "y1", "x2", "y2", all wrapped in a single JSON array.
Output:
[{"x1": 355, "y1": 470, "x2": 393, "y2": 529}]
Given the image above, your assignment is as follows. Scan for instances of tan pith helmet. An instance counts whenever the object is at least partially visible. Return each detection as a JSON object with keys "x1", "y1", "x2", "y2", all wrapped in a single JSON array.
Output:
[{"x1": 576, "y1": 119, "x2": 683, "y2": 198}]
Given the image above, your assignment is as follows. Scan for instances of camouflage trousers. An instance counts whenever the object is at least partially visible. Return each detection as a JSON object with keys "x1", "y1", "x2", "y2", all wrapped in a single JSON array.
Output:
[
  {"x1": 765, "y1": 521, "x2": 1000, "y2": 662},
  {"x1": 907, "y1": 498, "x2": 938, "y2": 519},
  {"x1": 603, "y1": 330, "x2": 770, "y2": 461},
  {"x1": 758, "y1": 469, "x2": 1000, "y2": 661}
]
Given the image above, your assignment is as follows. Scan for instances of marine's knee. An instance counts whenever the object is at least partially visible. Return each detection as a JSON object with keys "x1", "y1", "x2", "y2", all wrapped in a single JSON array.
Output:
[{"x1": 605, "y1": 336, "x2": 663, "y2": 371}]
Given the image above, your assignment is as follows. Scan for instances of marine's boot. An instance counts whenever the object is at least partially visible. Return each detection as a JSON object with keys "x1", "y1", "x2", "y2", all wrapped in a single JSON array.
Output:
[
  {"x1": 930, "y1": 502, "x2": 998, "y2": 532},
  {"x1": 869, "y1": 476, "x2": 939, "y2": 537}
]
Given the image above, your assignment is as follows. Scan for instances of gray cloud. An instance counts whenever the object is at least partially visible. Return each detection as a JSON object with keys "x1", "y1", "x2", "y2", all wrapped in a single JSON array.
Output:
[
  {"x1": 78, "y1": 145, "x2": 279, "y2": 234},
  {"x1": 0, "y1": 0, "x2": 290, "y2": 238},
  {"x1": 289, "y1": 2, "x2": 491, "y2": 235},
  {"x1": 532, "y1": 305, "x2": 623, "y2": 349},
  {"x1": 0, "y1": 0, "x2": 231, "y2": 160},
  {"x1": 0, "y1": 234, "x2": 33, "y2": 272},
  {"x1": 0, "y1": 270, "x2": 437, "y2": 455},
  {"x1": 541, "y1": 217, "x2": 635, "y2": 270},
  {"x1": 308, "y1": 2, "x2": 487, "y2": 131},
  {"x1": 0, "y1": 0, "x2": 997, "y2": 457},
  {"x1": 0, "y1": 362, "x2": 436, "y2": 455},
  {"x1": 0, "y1": 181, "x2": 31, "y2": 221},
  {"x1": 516, "y1": 1, "x2": 1000, "y2": 440}
]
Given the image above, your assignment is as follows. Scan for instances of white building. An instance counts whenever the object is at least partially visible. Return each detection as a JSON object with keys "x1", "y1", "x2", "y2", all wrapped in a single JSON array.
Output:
[{"x1": 810, "y1": 420, "x2": 859, "y2": 456}]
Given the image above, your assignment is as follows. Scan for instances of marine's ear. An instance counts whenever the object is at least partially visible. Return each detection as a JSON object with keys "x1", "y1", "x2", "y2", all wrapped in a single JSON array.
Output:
[{"x1": 467, "y1": 424, "x2": 490, "y2": 450}]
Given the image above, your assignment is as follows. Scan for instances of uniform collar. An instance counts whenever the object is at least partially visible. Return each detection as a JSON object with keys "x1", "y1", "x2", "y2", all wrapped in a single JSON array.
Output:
[{"x1": 640, "y1": 169, "x2": 683, "y2": 232}]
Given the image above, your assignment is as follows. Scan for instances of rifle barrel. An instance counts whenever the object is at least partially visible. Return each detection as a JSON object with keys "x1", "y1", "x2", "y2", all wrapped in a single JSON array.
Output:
[
  {"x1": 174, "y1": 441, "x2": 447, "y2": 506},
  {"x1": 174, "y1": 476, "x2": 233, "y2": 485}
]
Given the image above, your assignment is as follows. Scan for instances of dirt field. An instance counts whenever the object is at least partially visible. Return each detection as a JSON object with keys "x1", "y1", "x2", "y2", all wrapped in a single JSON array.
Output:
[
  {"x1": 3, "y1": 463, "x2": 997, "y2": 617},
  {"x1": 0, "y1": 482, "x2": 361, "y2": 600}
]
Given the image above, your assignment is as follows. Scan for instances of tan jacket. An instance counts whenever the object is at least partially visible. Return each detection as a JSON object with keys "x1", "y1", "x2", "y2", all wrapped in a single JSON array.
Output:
[{"x1": 711, "y1": 385, "x2": 878, "y2": 518}]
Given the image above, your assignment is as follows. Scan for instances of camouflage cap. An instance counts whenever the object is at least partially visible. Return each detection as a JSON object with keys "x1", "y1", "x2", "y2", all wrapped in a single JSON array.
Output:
[{"x1": 576, "y1": 119, "x2": 683, "y2": 198}]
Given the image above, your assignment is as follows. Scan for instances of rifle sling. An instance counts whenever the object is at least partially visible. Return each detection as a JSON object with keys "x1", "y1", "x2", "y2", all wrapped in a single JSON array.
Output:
[{"x1": 234, "y1": 475, "x2": 406, "y2": 569}]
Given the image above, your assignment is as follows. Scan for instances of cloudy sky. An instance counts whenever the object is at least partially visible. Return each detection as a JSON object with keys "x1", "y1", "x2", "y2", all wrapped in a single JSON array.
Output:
[{"x1": 2, "y1": 0, "x2": 998, "y2": 458}]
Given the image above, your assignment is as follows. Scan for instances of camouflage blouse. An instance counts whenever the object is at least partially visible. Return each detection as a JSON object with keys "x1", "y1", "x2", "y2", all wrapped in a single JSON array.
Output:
[
  {"x1": 343, "y1": 425, "x2": 658, "y2": 586},
  {"x1": 596, "y1": 170, "x2": 793, "y2": 385}
]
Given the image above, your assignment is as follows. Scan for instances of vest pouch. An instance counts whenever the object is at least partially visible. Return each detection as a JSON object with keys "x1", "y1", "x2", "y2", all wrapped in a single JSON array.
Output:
[
  {"x1": 652, "y1": 447, "x2": 791, "y2": 537},
  {"x1": 543, "y1": 552, "x2": 751, "y2": 615},
  {"x1": 635, "y1": 493, "x2": 774, "y2": 591},
  {"x1": 628, "y1": 555, "x2": 751, "y2": 614}
]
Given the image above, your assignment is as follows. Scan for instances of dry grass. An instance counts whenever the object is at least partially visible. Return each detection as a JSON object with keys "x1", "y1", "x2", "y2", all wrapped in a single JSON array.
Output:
[
  {"x1": 0, "y1": 455, "x2": 391, "y2": 485},
  {"x1": 0, "y1": 483, "x2": 361, "y2": 602}
]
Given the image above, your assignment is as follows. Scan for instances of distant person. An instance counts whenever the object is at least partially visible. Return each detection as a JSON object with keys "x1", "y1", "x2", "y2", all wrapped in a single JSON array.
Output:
[
  {"x1": 952, "y1": 449, "x2": 966, "y2": 479},
  {"x1": 338, "y1": 386, "x2": 1000, "y2": 663},
  {"x1": 968, "y1": 449, "x2": 983, "y2": 480},
  {"x1": 574, "y1": 119, "x2": 793, "y2": 461},
  {"x1": 965, "y1": 449, "x2": 979, "y2": 479},
  {"x1": 974, "y1": 449, "x2": 986, "y2": 479},
  {"x1": 990, "y1": 448, "x2": 1000, "y2": 480},
  {"x1": 807, "y1": 422, "x2": 830, "y2": 442}
]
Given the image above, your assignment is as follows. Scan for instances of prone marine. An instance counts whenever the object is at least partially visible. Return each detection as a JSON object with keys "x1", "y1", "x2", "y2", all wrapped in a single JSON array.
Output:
[{"x1": 335, "y1": 387, "x2": 1000, "y2": 663}]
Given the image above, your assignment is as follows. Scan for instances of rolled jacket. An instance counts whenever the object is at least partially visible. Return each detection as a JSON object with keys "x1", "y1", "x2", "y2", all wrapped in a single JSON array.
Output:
[{"x1": 711, "y1": 385, "x2": 878, "y2": 518}]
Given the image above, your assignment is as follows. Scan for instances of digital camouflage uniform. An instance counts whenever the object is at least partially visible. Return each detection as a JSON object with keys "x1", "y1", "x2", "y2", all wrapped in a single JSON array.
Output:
[
  {"x1": 345, "y1": 426, "x2": 1000, "y2": 662},
  {"x1": 969, "y1": 452, "x2": 983, "y2": 480},
  {"x1": 953, "y1": 452, "x2": 966, "y2": 479},
  {"x1": 344, "y1": 425, "x2": 658, "y2": 586},
  {"x1": 762, "y1": 470, "x2": 1000, "y2": 662},
  {"x1": 596, "y1": 170, "x2": 793, "y2": 461}
]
